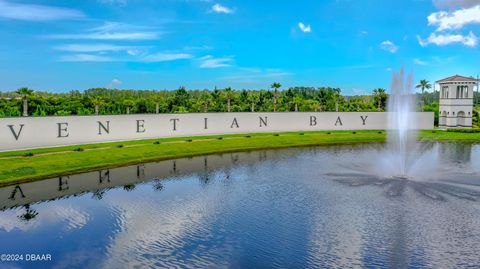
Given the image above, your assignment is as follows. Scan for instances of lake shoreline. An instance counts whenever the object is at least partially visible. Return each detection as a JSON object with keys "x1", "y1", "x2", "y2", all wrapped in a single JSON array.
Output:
[{"x1": 1, "y1": 130, "x2": 478, "y2": 186}]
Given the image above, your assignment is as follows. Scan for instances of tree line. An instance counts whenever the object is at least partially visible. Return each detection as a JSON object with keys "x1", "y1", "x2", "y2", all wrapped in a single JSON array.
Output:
[{"x1": 1, "y1": 82, "x2": 478, "y2": 126}]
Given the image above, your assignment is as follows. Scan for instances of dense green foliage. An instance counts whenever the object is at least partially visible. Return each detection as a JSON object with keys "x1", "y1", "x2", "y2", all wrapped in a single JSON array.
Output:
[
  {"x1": 1, "y1": 85, "x2": 478, "y2": 128},
  {"x1": 0, "y1": 85, "x2": 416, "y2": 116}
]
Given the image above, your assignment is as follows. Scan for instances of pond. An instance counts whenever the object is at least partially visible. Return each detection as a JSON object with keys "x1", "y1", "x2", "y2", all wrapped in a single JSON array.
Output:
[{"x1": 0, "y1": 142, "x2": 479, "y2": 268}]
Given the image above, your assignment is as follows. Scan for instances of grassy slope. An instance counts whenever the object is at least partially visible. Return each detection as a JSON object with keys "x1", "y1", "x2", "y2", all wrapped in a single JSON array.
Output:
[{"x1": 0, "y1": 130, "x2": 479, "y2": 186}]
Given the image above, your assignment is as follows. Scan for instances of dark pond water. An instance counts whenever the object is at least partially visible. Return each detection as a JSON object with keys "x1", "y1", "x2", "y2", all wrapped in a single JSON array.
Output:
[{"x1": 0, "y1": 142, "x2": 479, "y2": 268}]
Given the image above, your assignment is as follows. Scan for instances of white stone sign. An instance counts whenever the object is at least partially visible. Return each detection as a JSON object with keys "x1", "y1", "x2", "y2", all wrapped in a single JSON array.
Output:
[{"x1": 0, "y1": 112, "x2": 434, "y2": 152}]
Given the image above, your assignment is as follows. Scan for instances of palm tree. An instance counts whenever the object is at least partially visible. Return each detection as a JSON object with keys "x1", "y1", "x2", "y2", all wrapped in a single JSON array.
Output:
[
  {"x1": 247, "y1": 91, "x2": 260, "y2": 112},
  {"x1": 200, "y1": 92, "x2": 213, "y2": 112},
  {"x1": 153, "y1": 95, "x2": 165, "y2": 114},
  {"x1": 333, "y1": 91, "x2": 341, "y2": 112},
  {"x1": 373, "y1": 88, "x2": 386, "y2": 111},
  {"x1": 15, "y1": 87, "x2": 34, "y2": 117},
  {"x1": 271, "y1": 82, "x2": 281, "y2": 112},
  {"x1": 18, "y1": 204, "x2": 38, "y2": 221},
  {"x1": 91, "y1": 96, "x2": 104, "y2": 115},
  {"x1": 123, "y1": 99, "x2": 135, "y2": 114},
  {"x1": 223, "y1": 87, "x2": 234, "y2": 112},
  {"x1": 292, "y1": 96, "x2": 303, "y2": 112},
  {"x1": 416, "y1": 79, "x2": 432, "y2": 110}
]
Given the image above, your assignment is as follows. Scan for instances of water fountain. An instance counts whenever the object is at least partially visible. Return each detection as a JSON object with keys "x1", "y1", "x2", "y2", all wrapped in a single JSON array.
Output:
[{"x1": 386, "y1": 68, "x2": 417, "y2": 178}]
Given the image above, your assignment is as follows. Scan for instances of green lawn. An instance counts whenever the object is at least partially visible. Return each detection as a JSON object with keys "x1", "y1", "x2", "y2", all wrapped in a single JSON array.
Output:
[{"x1": 0, "y1": 130, "x2": 479, "y2": 186}]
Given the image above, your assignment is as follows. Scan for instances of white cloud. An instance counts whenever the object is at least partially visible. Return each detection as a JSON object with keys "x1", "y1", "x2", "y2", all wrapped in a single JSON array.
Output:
[
  {"x1": 108, "y1": 78, "x2": 122, "y2": 88},
  {"x1": 142, "y1": 53, "x2": 193, "y2": 62},
  {"x1": 199, "y1": 55, "x2": 233, "y2": 68},
  {"x1": 127, "y1": 49, "x2": 141, "y2": 56},
  {"x1": 211, "y1": 3, "x2": 233, "y2": 14},
  {"x1": 183, "y1": 45, "x2": 214, "y2": 51},
  {"x1": 433, "y1": 0, "x2": 480, "y2": 9},
  {"x1": 0, "y1": 0, "x2": 84, "y2": 21},
  {"x1": 417, "y1": 31, "x2": 478, "y2": 47},
  {"x1": 380, "y1": 40, "x2": 399, "y2": 53},
  {"x1": 48, "y1": 32, "x2": 158, "y2": 40},
  {"x1": 413, "y1": 58, "x2": 429, "y2": 65},
  {"x1": 59, "y1": 54, "x2": 113, "y2": 62},
  {"x1": 428, "y1": 5, "x2": 480, "y2": 31},
  {"x1": 298, "y1": 22, "x2": 312, "y2": 33},
  {"x1": 220, "y1": 68, "x2": 290, "y2": 84},
  {"x1": 54, "y1": 44, "x2": 142, "y2": 53},
  {"x1": 46, "y1": 22, "x2": 160, "y2": 40}
]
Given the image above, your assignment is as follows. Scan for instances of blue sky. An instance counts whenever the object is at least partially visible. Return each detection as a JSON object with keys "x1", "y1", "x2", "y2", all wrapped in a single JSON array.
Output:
[{"x1": 0, "y1": 0, "x2": 479, "y2": 94}]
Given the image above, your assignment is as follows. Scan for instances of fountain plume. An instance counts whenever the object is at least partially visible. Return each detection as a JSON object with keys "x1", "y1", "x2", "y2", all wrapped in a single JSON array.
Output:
[{"x1": 387, "y1": 67, "x2": 417, "y2": 177}]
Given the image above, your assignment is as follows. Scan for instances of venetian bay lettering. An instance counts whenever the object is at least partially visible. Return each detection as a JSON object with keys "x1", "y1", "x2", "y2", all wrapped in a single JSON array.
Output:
[
  {"x1": 1, "y1": 113, "x2": 434, "y2": 151},
  {"x1": 335, "y1": 117, "x2": 343, "y2": 126},
  {"x1": 8, "y1": 124, "x2": 24, "y2": 141},
  {"x1": 136, "y1": 120, "x2": 146, "y2": 133},
  {"x1": 58, "y1": 176, "x2": 69, "y2": 191},
  {"x1": 231, "y1": 118, "x2": 239, "y2": 128},
  {"x1": 360, "y1": 115, "x2": 368, "y2": 125},
  {"x1": 2, "y1": 115, "x2": 388, "y2": 140},
  {"x1": 98, "y1": 121, "x2": 110, "y2": 135},
  {"x1": 57, "y1": 123, "x2": 69, "y2": 138}
]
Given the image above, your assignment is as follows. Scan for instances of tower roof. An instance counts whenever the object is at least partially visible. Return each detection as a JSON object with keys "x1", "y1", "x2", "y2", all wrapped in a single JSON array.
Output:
[{"x1": 436, "y1": 75, "x2": 478, "y2": 83}]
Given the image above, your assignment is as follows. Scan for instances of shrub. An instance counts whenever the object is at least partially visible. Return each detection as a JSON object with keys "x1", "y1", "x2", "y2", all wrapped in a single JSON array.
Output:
[
  {"x1": 23, "y1": 152, "x2": 34, "y2": 157},
  {"x1": 446, "y1": 128, "x2": 480, "y2": 133}
]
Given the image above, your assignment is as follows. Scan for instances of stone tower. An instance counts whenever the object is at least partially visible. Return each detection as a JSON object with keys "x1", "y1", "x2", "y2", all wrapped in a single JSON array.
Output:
[{"x1": 437, "y1": 75, "x2": 477, "y2": 128}]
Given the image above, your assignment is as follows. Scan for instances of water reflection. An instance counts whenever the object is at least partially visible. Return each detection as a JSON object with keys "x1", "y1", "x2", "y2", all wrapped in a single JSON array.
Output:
[
  {"x1": 17, "y1": 204, "x2": 38, "y2": 222},
  {"x1": 327, "y1": 142, "x2": 480, "y2": 202},
  {"x1": 0, "y1": 142, "x2": 479, "y2": 268}
]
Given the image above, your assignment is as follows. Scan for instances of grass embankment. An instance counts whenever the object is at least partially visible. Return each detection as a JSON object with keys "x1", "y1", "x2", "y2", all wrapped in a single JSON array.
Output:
[{"x1": 0, "y1": 130, "x2": 479, "y2": 186}]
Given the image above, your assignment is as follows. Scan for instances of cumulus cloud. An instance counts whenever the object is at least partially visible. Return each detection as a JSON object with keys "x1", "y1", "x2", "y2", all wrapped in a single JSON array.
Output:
[
  {"x1": 108, "y1": 78, "x2": 122, "y2": 88},
  {"x1": 417, "y1": 31, "x2": 478, "y2": 47},
  {"x1": 428, "y1": 5, "x2": 480, "y2": 31},
  {"x1": 380, "y1": 40, "x2": 399, "y2": 53},
  {"x1": 199, "y1": 55, "x2": 233, "y2": 68},
  {"x1": 432, "y1": 0, "x2": 480, "y2": 9},
  {"x1": 142, "y1": 53, "x2": 193, "y2": 62},
  {"x1": 59, "y1": 54, "x2": 113, "y2": 62},
  {"x1": 298, "y1": 22, "x2": 312, "y2": 33},
  {"x1": 211, "y1": 3, "x2": 233, "y2": 14},
  {"x1": 0, "y1": 0, "x2": 84, "y2": 21}
]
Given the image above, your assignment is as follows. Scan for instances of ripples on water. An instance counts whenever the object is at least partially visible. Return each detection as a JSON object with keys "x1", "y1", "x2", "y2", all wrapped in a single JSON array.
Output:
[{"x1": 0, "y1": 143, "x2": 479, "y2": 268}]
